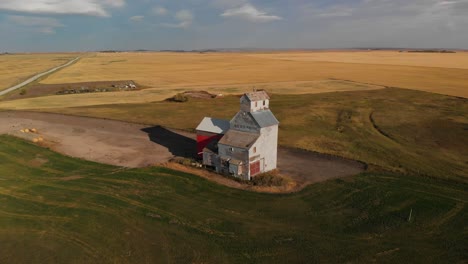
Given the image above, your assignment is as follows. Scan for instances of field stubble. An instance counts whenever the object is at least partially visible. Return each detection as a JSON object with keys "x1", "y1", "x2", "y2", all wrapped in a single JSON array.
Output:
[
  {"x1": 0, "y1": 53, "x2": 77, "y2": 92},
  {"x1": 2, "y1": 51, "x2": 468, "y2": 109}
]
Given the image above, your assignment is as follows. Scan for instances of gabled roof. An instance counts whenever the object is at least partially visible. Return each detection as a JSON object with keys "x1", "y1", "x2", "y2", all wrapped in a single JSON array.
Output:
[
  {"x1": 250, "y1": 110, "x2": 279, "y2": 128},
  {"x1": 243, "y1": 90, "x2": 270, "y2": 102},
  {"x1": 196, "y1": 117, "x2": 230, "y2": 134},
  {"x1": 218, "y1": 130, "x2": 259, "y2": 149}
]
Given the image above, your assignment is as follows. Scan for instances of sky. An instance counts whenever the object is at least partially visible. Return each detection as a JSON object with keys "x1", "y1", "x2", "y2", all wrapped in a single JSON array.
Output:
[{"x1": 0, "y1": 0, "x2": 467, "y2": 52}]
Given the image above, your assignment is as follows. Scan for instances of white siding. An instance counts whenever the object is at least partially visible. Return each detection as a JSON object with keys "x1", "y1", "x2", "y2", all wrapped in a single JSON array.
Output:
[
  {"x1": 240, "y1": 95, "x2": 270, "y2": 112},
  {"x1": 249, "y1": 125, "x2": 278, "y2": 174}
]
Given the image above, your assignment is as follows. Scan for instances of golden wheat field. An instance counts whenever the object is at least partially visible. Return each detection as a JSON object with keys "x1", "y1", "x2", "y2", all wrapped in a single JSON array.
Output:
[
  {"x1": 0, "y1": 51, "x2": 467, "y2": 110},
  {"x1": 0, "y1": 53, "x2": 77, "y2": 91},
  {"x1": 246, "y1": 51, "x2": 468, "y2": 69},
  {"x1": 42, "y1": 51, "x2": 468, "y2": 96}
]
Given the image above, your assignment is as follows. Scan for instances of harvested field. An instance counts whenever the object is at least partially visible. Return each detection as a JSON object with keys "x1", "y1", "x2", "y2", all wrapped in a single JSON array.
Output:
[
  {"x1": 0, "y1": 111, "x2": 364, "y2": 191},
  {"x1": 40, "y1": 51, "x2": 468, "y2": 98},
  {"x1": 0, "y1": 79, "x2": 383, "y2": 110},
  {"x1": 3, "y1": 50, "x2": 468, "y2": 110},
  {"x1": 0, "y1": 53, "x2": 77, "y2": 92},
  {"x1": 246, "y1": 50, "x2": 468, "y2": 69}
]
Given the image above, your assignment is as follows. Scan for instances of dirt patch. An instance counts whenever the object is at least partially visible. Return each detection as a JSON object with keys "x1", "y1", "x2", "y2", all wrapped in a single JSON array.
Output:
[
  {"x1": 165, "y1": 91, "x2": 217, "y2": 102},
  {"x1": 163, "y1": 163, "x2": 298, "y2": 193},
  {"x1": 0, "y1": 111, "x2": 186, "y2": 168},
  {"x1": 60, "y1": 175, "x2": 84, "y2": 181},
  {"x1": 277, "y1": 147, "x2": 366, "y2": 188},
  {"x1": 182, "y1": 91, "x2": 217, "y2": 99},
  {"x1": 3, "y1": 80, "x2": 140, "y2": 101},
  {"x1": 29, "y1": 155, "x2": 49, "y2": 167},
  {"x1": 0, "y1": 111, "x2": 365, "y2": 191}
]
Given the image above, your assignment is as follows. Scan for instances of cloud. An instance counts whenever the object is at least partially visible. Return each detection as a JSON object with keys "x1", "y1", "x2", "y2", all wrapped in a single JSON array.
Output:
[
  {"x1": 175, "y1": 10, "x2": 194, "y2": 22},
  {"x1": 211, "y1": 0, "x2": 248, "y2": 9},
  {"x1": 6, "y1": 15, "x2": 64, "y2": 34},
  {"x1": 129, "y1": 15, "x2": 144, "y2": 22},
  {"x1": 162, "y1": 10, "x2": 194, "y2": 29},
  {"x1": 315, "y1": 6, "x2": 354, "y2": 17},
  {"x1": 221, "y1": 3, "x2": 282, "y2": 22},
  {"x1": 152, "y1": 6, "x2": 168, "y2": 16},
  {"x1": 300, "y1": 0, "x2": 468, "y2": 23},
  {"x1": 0, "y1": 0, "x2": 125, "y2": 17},
  {"x1": 295, "y1": 0, "x2": 468, "y2": 48}
]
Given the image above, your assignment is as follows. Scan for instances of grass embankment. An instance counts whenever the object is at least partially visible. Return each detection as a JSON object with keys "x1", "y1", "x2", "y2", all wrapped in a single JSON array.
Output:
[
  {"x1": 0, "y1": 135, "x2": 466, "y2": 263},
  {"x1": 0, "y1": 54, "x2": 76, "y2": 92},
  {"x1": 41, "y1": 88, "x2": 468, "y2": 182}
]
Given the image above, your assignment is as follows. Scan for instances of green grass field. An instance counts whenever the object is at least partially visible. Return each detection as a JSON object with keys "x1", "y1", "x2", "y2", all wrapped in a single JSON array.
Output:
[
  {"x1": 41, "y1": 88, "x2": 468, "y2": 182},
  {"x1": 0, "y1": 135, "x2": 466, "y2": 263}
]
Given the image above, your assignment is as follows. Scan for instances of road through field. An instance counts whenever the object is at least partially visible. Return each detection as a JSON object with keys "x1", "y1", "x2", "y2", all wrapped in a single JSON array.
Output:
[
  {"x1": 0, "y1": 111, "x2": 364, "y2": 188},
  {"x1": 0, "y1": 57, "x2": 80, "y2": 97}
]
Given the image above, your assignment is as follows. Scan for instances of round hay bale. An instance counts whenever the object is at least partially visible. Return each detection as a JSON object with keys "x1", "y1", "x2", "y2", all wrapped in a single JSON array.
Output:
[
  {"x1": 31, "y1": 128, "x2": 37, "y2": 133},
  {"x1": 24, "y1": 129, "x2": 30, "y2": 133},
  {"x1": 38, "y1": 137, "x2": 44, "y2": 142},
  {"x1": 32, "y1": 138, "x2": 39, "y2": 143},
  {"x1": 20, "y1": 129, "x2": 25, "y2": 133}
]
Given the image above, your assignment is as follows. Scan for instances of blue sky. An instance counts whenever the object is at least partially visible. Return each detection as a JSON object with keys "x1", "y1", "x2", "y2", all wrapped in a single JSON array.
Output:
[{"x1": 0, "y1": 0, "x2": 467, "y2": 52}]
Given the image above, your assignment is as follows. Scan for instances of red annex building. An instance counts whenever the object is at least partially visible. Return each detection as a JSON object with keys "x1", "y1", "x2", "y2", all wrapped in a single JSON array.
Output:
[{"x1": 195, "y1": 117, "x2": 230, "y2": 158}]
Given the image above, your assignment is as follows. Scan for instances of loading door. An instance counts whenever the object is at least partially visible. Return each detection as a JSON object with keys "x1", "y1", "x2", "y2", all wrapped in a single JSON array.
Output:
[{"x1": 250, "y1": 161, "x2": 260, "y2": 176}]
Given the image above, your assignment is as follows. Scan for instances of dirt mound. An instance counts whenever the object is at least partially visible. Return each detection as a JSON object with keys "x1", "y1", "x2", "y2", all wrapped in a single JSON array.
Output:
[
  {"x1": 182, "y1": 91, "x2": 217, "y2": 99},
  {"x1": 165, "y1": 91, "x2": 217, "y2": 102}
]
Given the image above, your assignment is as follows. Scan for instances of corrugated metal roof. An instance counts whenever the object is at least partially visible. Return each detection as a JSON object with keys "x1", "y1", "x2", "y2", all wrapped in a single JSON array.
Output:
[
  {"x1": 218, "y1": 130, "x2": 259, "y2": 149},
  {"x1": 196, "y1": 117, "x2": 230, "y2": 134},
  {"x1": 229, "y1": 159, "x2": 243, "y2": 165},
  {"x1": 244, "y1": 91, "x2": 270, "y2": 102},
  {"x1": 250, "y1": 110, "x2": 279, "y2": 128}
]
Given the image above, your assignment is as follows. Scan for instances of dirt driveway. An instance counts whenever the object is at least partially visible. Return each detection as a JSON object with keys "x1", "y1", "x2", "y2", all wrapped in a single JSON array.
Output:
[
  {"x1": 0, "y1": 111, "x2": 365, "y2": 186},
  {"x1": 0, "y1": 111, "x2": 195, "y2": 168}
]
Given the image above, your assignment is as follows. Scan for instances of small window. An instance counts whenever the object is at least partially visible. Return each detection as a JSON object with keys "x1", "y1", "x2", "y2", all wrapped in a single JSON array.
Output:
[
  {"x1": 263, "y1": 100, "x2": 266, "y2": 106},
  {"x1": 255, "y1": 102, "x2": 258, "y2": 107},
  {"x1": 253, "y1": 147, "x2": 257, "y2": 153},
  {"x1": 229, "y1": 147, "x2": 234, "y2": 152}
]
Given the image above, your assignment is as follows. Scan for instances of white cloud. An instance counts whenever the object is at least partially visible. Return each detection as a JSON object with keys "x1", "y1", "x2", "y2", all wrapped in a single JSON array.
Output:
[
  {"x1": 295, "y1": 0, "x2": 468, "y2": 48},
  {"x1": 211, "y1": 0, "x2": 248, "y2": 9},
  {"x1": 316, "y1": 6, "x2": 354, "y2": 17},
  {"x1": 7, "y1": 15, "x2": 64, "y2": 34},
  {"x1": 129, "y1": 15, "x2": 144, "y2": 22},
  {"x1": 221, "y1": 3, "x2": 282, "y2": 22},
  {"x1": 152, "y1": 6, "x2": 168, "y2": 16},
  {"x1": 175, "y1": 10, "x2": 194, "y2": 22},
  {"x1": 162, "y1": 9, "x2": 194, "y2": 29},
  {"x1": 0, "y1": 0, "x2": 125, "y2": 17},
  {"x1": 102, "y1": 0, "x2": 125, "y2": 7}
]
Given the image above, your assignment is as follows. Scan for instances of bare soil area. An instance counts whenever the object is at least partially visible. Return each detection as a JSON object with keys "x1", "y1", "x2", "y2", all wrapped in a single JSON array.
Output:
[
  {"x1": 0, "y1": 111, "x2": 365, "y2": 190},
  {"x1": 4, "y1": 80, "x2": 139, "y2": 101},
  {"x1": 277, "y1": 148, "x2": 365, "y2": 186},
  {"x1": 0, "y1": 111, "x2": 194, "y2": 168}
]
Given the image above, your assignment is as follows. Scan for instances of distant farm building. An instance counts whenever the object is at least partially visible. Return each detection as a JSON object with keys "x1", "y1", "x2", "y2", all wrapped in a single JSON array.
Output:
[{"x1": 196, "y1": 91, "x2": 279, "y2": 180}]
